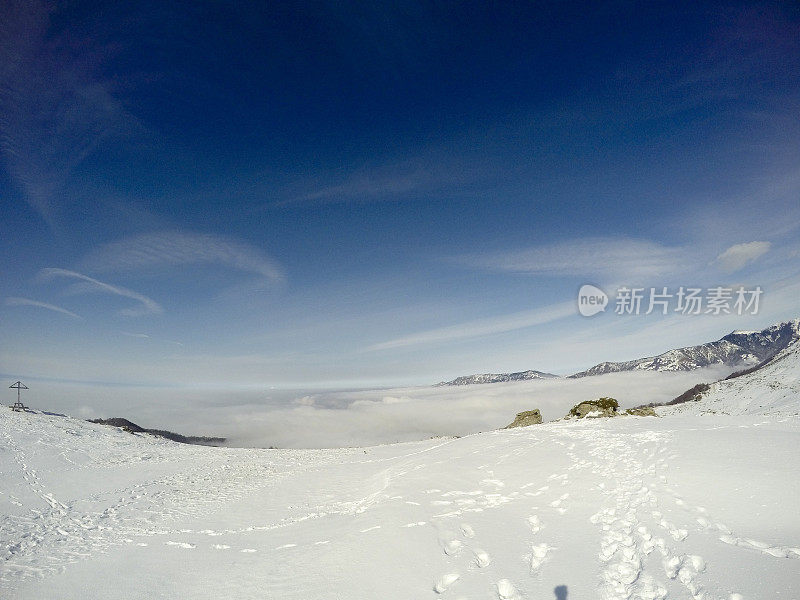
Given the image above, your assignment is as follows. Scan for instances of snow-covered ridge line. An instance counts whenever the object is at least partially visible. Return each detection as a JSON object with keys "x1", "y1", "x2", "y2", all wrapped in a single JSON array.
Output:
[
  {"x1": 569, "y1": 318, "x2": 800, "y2": 378},
  {"x1": 437, "y1": 318, "x2": 799, "y2": 386},
  {"x1": 660, "y1": 335, "x2": 800, "y2": 417},
  {"x1": 436, "y1": 369, "x2": 560, "y2": 386}
]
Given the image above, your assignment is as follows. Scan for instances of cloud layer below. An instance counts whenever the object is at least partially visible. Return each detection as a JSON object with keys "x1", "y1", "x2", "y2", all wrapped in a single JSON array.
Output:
[{"x1": 21, "y1": 367, "x2": 734, "y2": 449}]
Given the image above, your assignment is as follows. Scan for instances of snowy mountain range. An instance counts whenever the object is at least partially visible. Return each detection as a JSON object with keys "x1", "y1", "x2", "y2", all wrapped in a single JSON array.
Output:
[
  {"x1": 661, "y1": 329, "x2": 800, "y2": 416},
  {"x1": 436, "y1": 369, "x2": 559, "y2": 386},
  {"x1": 569, "y1": 318, "x2": 800, "y2": 378},
  {"x1": 437, "y1": 318, "x2": 800, "y2": 385}
]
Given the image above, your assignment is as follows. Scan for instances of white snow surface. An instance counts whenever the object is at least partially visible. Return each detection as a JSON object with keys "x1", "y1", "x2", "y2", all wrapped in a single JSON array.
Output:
[
  {"x1": 662, "y1": 339, "x2": 800, "y2": 417},
  {"x1": 2, "y1": 349, "x2": 799, "y2": 599},
  {"x1": 1, "y1": 417, "x2": 798, "y2": 597}
]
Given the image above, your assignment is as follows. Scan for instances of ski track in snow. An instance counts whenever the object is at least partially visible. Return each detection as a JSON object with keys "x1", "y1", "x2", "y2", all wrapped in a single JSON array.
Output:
[{"x1": 2, "y1": 410, "x2": 799, "y2": 599}]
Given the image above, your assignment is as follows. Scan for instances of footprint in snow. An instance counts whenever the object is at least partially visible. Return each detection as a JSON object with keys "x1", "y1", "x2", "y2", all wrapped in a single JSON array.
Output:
[
  {"x1": 496, "y1": 579, "x2": 521, "y2": 600},
  {"x1": 526, "y1": 515, "x2": 542, "y2": 534},
  {"x1": 670, "y1": 528, "x2": 688, "y2": 542},
  {"x1": 472, "y1": 548, "x2": 491, "y2": 568},
  {"x1": 528, "y1": 542, "x2": 553, "y2": 571},
  {"x1": 433, "y1": 573, "x2": 460, "y2": 594},
  {"x1": 719, "y1": 535, "x2": 800, "y2": 558},
  {"x1": 446, "y1": 538, "x2": 466, "y2": 555},
  {"x1": 460, "y1": 524, "x2": 475, "y2": 538}
]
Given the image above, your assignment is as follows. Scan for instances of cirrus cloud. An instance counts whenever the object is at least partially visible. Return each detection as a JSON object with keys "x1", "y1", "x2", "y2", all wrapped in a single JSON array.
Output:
[
  {"x1": 715, "y1": 241, "x2": 771, "y2": 273},
  {"x1": 5, "y1": 296, "x2": 82, "y2": 319},
  {"x1": 457, "y1": 237, "x2": 691, "y2": 281},
  {"x1": 0, "y1": 0, "x2": 140, "y2": 229},
  {"x1": 39, "y1": 268, "x2": 163, "y2": 317},
  {"x1": 80, "y1": 231, "x2": 284, "y2": 283},
  {"x1": 366, "y1": 301, "x2": 574, "y2": 351}
]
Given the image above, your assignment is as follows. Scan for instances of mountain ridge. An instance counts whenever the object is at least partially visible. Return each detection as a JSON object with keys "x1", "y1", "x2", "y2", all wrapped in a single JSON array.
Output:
[
  {"x1": 435, "y1": 318, "x2": 800, "y2": 386},
  {"x1": 436, "y1": 369, "x2": 560, "y2": 386},
  {"x1": 569, "y1": 318, "x2": 800, "y2": 378},
  {"x1": 659, "y1": 334, "x2": 800, "y2": 416}
]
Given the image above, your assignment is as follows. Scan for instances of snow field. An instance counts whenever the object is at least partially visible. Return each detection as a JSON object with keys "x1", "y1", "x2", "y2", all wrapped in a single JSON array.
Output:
[{"x1": 2, "y1": 409, "x2": 799, "y2": 599}]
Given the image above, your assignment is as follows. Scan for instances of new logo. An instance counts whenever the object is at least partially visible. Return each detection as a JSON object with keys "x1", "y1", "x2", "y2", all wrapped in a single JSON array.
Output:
[{"x1": 577, "y1": 284, "x2": 608, "y2": 317}]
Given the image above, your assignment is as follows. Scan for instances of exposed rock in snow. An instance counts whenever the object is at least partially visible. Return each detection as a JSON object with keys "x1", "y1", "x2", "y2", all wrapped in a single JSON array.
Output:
[
  {"x1": 566, "y1": 397, "x2": 619, "y2": 419},
  {"x1": 623, "y1": 406, "x2": 658, "y2": 417},
  {"x1": 503, "y1": 409, "x2": 542, "y2": 428}
]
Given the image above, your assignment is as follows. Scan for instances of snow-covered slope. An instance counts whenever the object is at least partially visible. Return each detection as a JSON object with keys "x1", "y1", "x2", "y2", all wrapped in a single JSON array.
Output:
[
  {"x1": 437, "y1": 370, "x2": 560, "y2": 386},
  {"x1": 570, "y1": 319, "x2": 800, "y2": 378},
  {"x1": 2, "y1": 406, "x2": 799, "y2": 599},
  {"x1": 661, "y1": 338, "x2": 800, "y2": 417}
]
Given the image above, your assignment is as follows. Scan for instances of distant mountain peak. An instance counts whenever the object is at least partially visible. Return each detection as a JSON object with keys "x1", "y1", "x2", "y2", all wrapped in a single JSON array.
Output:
[{"x1": 437, "y1": 369, "x2": 560, "y2": 386}]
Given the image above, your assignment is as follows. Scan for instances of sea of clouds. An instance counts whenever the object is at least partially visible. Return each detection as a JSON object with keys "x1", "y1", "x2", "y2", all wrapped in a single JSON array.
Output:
[{"x1": 26, "y1": 366, "x2": 735, "y2": 448}]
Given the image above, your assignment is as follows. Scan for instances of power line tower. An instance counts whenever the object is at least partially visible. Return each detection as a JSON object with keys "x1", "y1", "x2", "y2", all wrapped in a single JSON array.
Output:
[{"x1": 9, "y1": 381, "x2": 28, "y2": 412}]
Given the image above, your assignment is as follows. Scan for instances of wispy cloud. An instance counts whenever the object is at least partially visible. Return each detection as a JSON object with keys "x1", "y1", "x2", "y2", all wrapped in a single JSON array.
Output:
[
  {"x1": 120, "y1": 331, "x2": 150, "y2": 339},
  {"x1": 80, "y1": 231, "x2": 284, "y2": 283},
  {"x1": 5, "y1": 296, "x2": 82, "y2": 319},
  {"x1": 715, "y1": 241, "x2": 771, "y2": 272},
  {"x1": 0, "y1": 0, "x2": 139, "y2": 228},
  {"x1": 39, "y1": 268, "x2": 163, "y2": 317},
  {"x1": 120, "y1": 331, "x2": 184, "y2": 346},
  {"x1": 276, "y1": 155, "x2": 494, "y2": 207},
  {"x1": 367, "y1": 301, "x2": 574, "y2": 351},
  {"x1": 457, "y1": 237, "x2": 692, "y2": 281}
]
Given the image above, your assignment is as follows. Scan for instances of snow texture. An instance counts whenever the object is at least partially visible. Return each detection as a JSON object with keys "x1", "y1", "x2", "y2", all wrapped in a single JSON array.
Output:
[{"x1": 1, "y1": 339, "x2": 799, "y2": 598}]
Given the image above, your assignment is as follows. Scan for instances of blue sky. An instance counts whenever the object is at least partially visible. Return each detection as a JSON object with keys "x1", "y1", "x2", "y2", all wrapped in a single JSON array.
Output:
[{"x1": 1, "y1": 1, "x2": 800, "y2": 404}]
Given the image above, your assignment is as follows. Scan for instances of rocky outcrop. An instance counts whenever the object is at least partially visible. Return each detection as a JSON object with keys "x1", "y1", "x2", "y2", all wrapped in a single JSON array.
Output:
[
  {"x1": 504, "y1": 409, "x2": 543, "y2": 428},
  {"x1": 566, "y1": 397, "x2": 619, "y2": 419},
  {"x1": 624, "y1": 406, "x2": 658, "y2": 417},
  {"x1": 89, "y1": 417, "x2": 226, "y2": 446}
]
